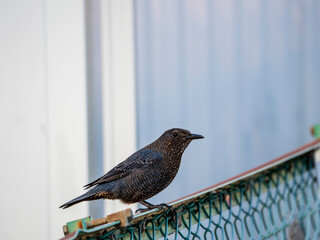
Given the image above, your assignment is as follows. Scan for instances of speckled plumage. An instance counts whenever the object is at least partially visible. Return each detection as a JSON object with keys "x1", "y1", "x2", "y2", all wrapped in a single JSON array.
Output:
[{"x1": 60, "y1": 128, "x2": 204, "y2": 209}]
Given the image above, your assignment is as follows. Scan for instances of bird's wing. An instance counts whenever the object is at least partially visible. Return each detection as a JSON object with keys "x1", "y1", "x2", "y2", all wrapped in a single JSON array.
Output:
[{"x1": 83, "y1": 149, "x2": 162, "y2": 189}]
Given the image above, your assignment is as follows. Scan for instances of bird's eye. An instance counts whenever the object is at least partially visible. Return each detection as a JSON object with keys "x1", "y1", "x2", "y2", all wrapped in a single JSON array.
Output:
[{"x1": 172, "y1": 131, "x2": 179, "y2": 137}]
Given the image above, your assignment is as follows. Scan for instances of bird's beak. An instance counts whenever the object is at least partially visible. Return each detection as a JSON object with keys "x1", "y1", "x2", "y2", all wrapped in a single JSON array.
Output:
[{"x1": 186, "y1": 133, "x2": 204, "y2": 140}]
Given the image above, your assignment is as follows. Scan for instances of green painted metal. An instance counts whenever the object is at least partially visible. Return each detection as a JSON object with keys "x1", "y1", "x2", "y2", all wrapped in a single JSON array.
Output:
[
  {"x1": 65, "y1": 216, "x2": 92, "y2": 234},
  {"x1": 63, "y1": 143, "x2": 320, "y2": 240},
  {"x1": 311, "y1": 123, "x2": 320, "y2": 139}
]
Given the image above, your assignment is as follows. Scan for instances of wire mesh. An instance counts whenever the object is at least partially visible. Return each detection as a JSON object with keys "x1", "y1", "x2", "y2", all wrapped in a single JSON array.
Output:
[{"x1": 76, "y1": 149, "x2": 320, "y2": 240}]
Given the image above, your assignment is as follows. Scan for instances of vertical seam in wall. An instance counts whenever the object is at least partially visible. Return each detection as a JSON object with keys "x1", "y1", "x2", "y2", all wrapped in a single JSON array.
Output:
[
  {"x1": 84, "y1": 0, "x2": 92, "y2": 187},
  {"x1": 109, "y1": 1, "x2": 115, "y2": 177},
  {"x1": 177, "y1": 0, "x2": 186, "y2": 126},
  {"x1": 85, "y1": 0, "x2": 105, "y2": 218},
  {"x1": 106, "y1": 0, "x2": 115, "y2": 191},
  {"x1": 132, "y1": 0, "x2": 140, "y2": 149}
]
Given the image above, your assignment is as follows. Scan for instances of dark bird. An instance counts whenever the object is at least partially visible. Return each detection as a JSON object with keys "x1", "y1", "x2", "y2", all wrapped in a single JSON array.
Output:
[{"x1": 60, "y1": 128, "x2": 204, "y2": 211}]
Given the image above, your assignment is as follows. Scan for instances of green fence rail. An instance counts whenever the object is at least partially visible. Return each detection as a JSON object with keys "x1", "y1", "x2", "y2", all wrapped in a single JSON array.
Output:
[{"x1": 62, "y1": 140, "x2": 320, "y2": 240}]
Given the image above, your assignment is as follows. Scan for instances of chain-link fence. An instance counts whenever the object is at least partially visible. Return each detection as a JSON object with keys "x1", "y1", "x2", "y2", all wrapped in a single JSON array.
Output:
[{"x1": 63, "y1": 142, "x2": 320, "y2": 240}]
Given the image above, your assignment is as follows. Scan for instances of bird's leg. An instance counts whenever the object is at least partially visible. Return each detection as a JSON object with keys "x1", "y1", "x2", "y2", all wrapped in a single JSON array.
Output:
[
  {"x1": 135, "y1": 200, "x2": 170, "y2": 213},
  {"x1": 141, "y1": 200, "x2": 170, "y2": 209},
  {"x1": 135, "y1": 200, "x2": 154, "y2": 213},
  {"x1": 140, "y1": 200, "x2": 156, "y2": 208}
]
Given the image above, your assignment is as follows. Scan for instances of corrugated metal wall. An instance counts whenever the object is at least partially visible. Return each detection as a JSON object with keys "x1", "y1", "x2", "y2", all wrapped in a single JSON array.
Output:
[{"x1": 134, "y1": 0, "x2": 320, "y2": 204}]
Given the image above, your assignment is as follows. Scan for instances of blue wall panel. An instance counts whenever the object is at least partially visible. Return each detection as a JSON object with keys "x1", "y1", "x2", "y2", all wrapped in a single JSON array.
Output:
[{"x1": 134, "y1": 0, "x2": 320, "y2": 204}]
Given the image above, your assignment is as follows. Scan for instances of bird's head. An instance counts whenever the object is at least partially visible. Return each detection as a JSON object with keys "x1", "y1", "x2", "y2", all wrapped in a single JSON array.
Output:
[{"x1": 157, "y1": 128, "x2": 204, "y2": 156}]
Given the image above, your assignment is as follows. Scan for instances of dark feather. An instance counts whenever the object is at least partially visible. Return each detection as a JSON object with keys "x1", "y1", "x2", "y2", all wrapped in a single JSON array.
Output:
[{"x1": 83, "y1": 150, "x2": 162, "y2": 189}]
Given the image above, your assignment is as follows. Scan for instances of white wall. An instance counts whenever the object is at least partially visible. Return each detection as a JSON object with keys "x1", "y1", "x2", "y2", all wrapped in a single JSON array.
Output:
[
  {"x1": 0, "y1": 1, "x2": 48, "y2": 238},
  {"x1": 46, "y1": 0, "x2": 88, "y2": 238},
  {"x1": 100, "y1": 0, "x2": 137, "y2": 214},
  {"x1": 0, "y1": 0, "x2": 88, "y2": 239},
  {"x1": 0, "y1": 0, "x2": 138, "y2": 238}
]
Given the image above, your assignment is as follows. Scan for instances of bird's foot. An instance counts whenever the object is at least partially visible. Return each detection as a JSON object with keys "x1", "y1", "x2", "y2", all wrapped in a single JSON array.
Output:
[
  {"x1": 135, "y1": 207, "x2": 149, "y2": 213},
  {"x1": 135, "y1": 203, "x2": 171, "y2": 214},
  {"x1": 155, "y1": 203, "x2": 171, "y2": 209}
]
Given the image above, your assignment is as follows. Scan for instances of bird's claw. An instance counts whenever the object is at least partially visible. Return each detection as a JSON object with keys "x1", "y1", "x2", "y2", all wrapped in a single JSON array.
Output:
[
  {"x1": 135, "y1": 203, "x2": 171, "y2": 214},
  {"x1": 158, "y1": 203, "x2": 170, "y2": 209},
  {"x1": 135, "y1": 208, "x2": 149, "y2": 214},
  {"x1": 152, "y1": 203, "x2": 171, "y2": 212}
]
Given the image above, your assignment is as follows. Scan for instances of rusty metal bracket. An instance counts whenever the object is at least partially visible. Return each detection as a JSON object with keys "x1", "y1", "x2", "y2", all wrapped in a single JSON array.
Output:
[{"x1": 87, "y1": 208, "x2": 133, "y2": 228}]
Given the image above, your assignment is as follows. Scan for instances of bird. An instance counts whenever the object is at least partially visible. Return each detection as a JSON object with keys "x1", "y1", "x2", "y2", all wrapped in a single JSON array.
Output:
[{"x1": 60, "y1": 128, "x2": 204, "y2": 211}]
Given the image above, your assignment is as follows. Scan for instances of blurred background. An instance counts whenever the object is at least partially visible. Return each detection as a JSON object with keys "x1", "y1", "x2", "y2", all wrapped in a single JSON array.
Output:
[{"x1": 1, "y1": 0, "x2": 319, "y2": 239}]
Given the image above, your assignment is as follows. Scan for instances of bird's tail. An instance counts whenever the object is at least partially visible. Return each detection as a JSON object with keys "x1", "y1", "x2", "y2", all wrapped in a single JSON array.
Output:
[{"x1": 60, "y1": 191, "x2": 96, "y2": 209}]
